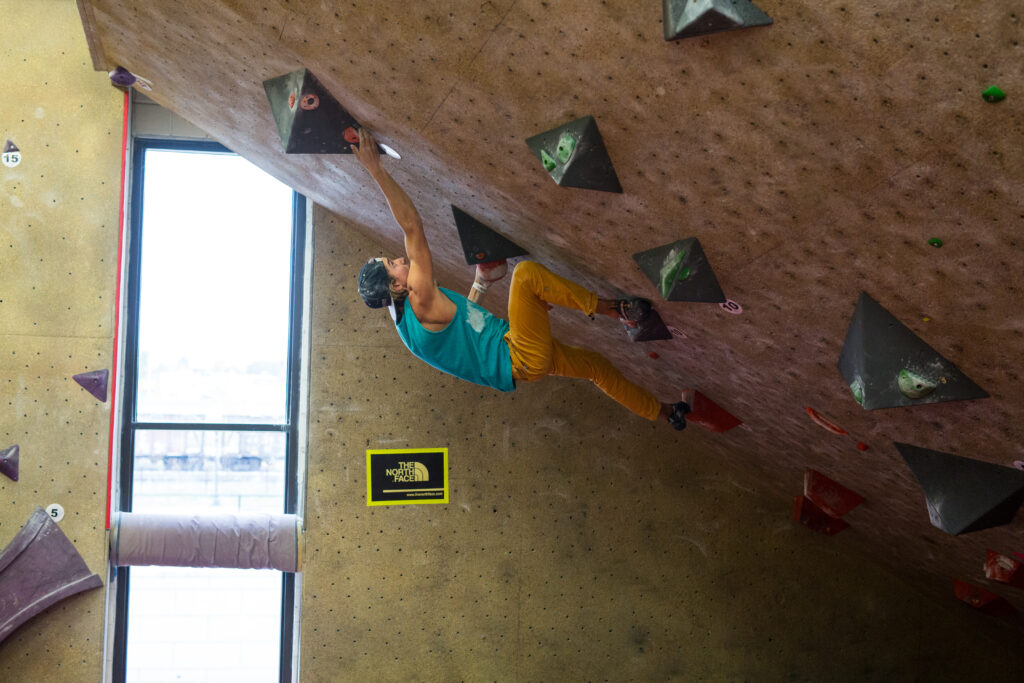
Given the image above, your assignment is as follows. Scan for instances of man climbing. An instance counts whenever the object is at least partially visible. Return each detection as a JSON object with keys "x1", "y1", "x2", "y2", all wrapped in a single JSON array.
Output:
[{"x1": 352, "y1": 127, "x2": 690, "y2": 430}]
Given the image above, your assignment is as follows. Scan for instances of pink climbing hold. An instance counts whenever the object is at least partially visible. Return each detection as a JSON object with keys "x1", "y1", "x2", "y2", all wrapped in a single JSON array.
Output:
[{"x1": 73, "y1": 369, "x2": 109, "y2": 402}]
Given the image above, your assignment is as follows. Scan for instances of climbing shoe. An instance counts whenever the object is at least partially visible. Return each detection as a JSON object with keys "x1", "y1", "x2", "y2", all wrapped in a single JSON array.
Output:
[{"x1": 668, "y1": 400, "x2": 691, "y2": 431}]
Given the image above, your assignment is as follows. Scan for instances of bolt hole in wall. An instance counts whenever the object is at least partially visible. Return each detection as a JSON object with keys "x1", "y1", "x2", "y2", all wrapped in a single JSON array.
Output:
[{"x1": 114, "y1": 140, "x2": 305, "y2": 683}]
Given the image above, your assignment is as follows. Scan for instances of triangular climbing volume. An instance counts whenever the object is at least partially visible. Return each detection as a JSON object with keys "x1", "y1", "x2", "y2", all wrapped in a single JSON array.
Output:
[
  {"x1": 663, "y1": 0, "x2": 774, "y2": 41},
  {"x1": 263, "y1": 69, "x2": 362, "y2": 154},
  {"x1": 451, "y1": 207, "x2": 529, "y2": 265},
  {"x1": 0, "y1": 445, "x2": 18, "y2": 482},
  {"x1": 895, "y1": 442, "x2": 1024, "y2": 535},
  {"x1": 526, "y1": 116, "x2": 622, "y2": 193},
  {"x1": 838, "y1": 292, "x2": 988, "y2": 410},
  {"x1": 73, "y1": 369, "x2": 109, "y2": 402},
  {"x1": 632, "y1": 238, "x2": 726, "y2": 303}
]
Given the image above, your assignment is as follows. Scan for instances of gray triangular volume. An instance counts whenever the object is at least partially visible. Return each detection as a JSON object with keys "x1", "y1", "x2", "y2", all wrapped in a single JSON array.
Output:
[
  {"x1": 263, "y1": 69, "x2": 360, "y2": 154},
  {"x1": 632, "y1": 238, "x2": 726, "y2": 302},
  {"x1": 895, "y1": 442, "x2": 1024, "y2": 535},
  {"x1": 526, "y1": 116, "x2": 622, "y2": 193},
  {"x1": 451, "y1": 206, "x2": 529, "y2": 265},
  {"x1": 0, "y1": 445, "x2": 17, "y2": 482},
  {"x1": 837, "y1": 292, "x2": 988, "y2": 410},
  {"x1": 3, "y1": 140, "x2": 17, "y2": 153},
  {"x1": 664, "y1": 0, "x2": 773, "y2": 41},
  {"x1": 73, "y1": 369, "x2": 109, "y2": 402}
]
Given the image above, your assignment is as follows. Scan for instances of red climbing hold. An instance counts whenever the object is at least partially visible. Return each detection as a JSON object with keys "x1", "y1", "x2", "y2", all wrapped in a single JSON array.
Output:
[
  {"x1": 984, "y1": 550, "x2": 1024, "y2": 587},
  {"x1": 806, "y1": 406, "x2": 848, "y2": 435},
  {"x1": 804, "y1": 469, "x2": 865, "y2": 519},
  {"x1": 792, "y1": 495, "x2": 849, "y2": 536},
  {"x1": 683, "y1": 390, "x2": 741, "y2": 433},
  {"x1": 953, "y1": 579, "x2": 1016, "y2": 616},
  {"x1": 343, "y1": 126, "x2": 360, "y2": 144},
  {"x1": 856, "y1": 442, "x2": 868, "y2": 451},
  {"x1": 648, "y1": 352, "x2": 659, "y2": 360}
]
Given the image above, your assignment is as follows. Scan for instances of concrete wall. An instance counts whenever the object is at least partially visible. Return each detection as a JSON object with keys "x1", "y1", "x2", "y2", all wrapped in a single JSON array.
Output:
[
  {"x1": 302, "y1": 205, "x2": 1024, "y2": 681},
  {"x1": 0, "y1": 0, "x2": 122, "y2": 679}
]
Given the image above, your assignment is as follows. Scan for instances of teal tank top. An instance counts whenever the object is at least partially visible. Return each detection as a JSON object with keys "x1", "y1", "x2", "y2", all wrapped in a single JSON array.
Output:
[{"x1": 395, "y1": 287, "x2": 515, "y2": 392}]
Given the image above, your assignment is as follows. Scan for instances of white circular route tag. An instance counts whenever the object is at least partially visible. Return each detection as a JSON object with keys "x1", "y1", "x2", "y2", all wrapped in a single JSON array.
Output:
[
  {"x1": 45, "y1": 503, "x2": 65, "y2": 522},
  {"x1": 719, "y1": 299, "x2": 743, "y2": 314}
]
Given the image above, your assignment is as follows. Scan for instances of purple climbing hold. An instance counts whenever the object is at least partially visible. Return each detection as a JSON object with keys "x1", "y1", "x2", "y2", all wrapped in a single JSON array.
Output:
[
  {"x1": 0, "y1": 508, "x2": 104, "y2": 645},
  {"x1": 108, "y1": 66, "x2": 137, "y2": 87},
  {"x1": 73, "y1": 369, "x2": 109, "y2": 402},
  {"x1": 3, "y1": 140, "x2": 17, "y2": 154},
  {"x1": 0, "y1": 445, "x2": 17, "y2": 482}
]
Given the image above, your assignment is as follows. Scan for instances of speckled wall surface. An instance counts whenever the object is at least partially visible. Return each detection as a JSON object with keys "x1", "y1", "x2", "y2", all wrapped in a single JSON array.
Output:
[
  {"x1": 73, "y1": 0, "x2": 1024, "y2": 632},
  {"x1": 303, "y1": 205, "x2": 1024, "y2": 681},
  {"x1": 67, "y1": 0, "x2": 1024, "y2": 678},
  {"x1": 0, "y1": 0, "x2": 121, "y2": 679}
]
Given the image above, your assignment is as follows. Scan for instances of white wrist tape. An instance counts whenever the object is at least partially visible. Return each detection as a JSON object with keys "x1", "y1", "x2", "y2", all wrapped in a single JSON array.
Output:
[{"x1": 472, "y1": 282, "x2": 488, "y2": 294}]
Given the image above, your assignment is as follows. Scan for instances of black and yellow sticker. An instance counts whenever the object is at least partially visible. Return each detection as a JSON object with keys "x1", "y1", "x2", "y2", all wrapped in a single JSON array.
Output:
[{"x1": 366, "y1": 448, "x2": 449, "y2": 506}]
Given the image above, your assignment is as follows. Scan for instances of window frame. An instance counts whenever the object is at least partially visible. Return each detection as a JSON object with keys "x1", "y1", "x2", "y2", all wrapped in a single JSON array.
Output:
[{"x1": 111, "y1": 137, "x2": 306, "y2": 683}]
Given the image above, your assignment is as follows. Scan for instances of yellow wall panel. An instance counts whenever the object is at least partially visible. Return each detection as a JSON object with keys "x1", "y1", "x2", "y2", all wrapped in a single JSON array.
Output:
[{"x1": 0, "y1": 1, "x2": 121, "y2": 679}]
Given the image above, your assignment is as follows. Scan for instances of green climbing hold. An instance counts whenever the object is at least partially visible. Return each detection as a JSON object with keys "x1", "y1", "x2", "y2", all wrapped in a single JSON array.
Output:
[
  {"x1": 678, "y1": 266, "x2": 691, "y2": 280},
  {"x1": 982, "y1": 86, "x2": 1006, "y2": 103},
  {"x1": 897, "y1": 368, "x2": 937, "y2": 399},
  {"x1": 556, "y1": 133, "x2": 576, "y2": 164},
  {"x1": 658, "y1": 248, "x2": 687, "y2": 298},
  {"x1": 928, "y1": 238, "x2": 943, "y2": 248},
  {"x1": 850, "y1": 377, "x2": 864, "y2": 405},
  {"x1": 540, "y1": 149, "x2": 556, "y2": 172}
]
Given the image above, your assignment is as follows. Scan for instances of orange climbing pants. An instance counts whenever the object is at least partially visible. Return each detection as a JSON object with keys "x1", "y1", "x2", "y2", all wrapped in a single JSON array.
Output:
[{"x1": 504, "y1": 261, "x2": 662, "y2": 421}]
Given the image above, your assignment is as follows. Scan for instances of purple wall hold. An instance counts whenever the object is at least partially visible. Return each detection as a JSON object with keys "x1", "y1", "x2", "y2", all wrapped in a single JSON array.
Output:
[
  {"x1": 0, "y1": 445, "x2": 18, "y2": 482},
  {"x1": 72, "y1": 369, "x2": 109, "y2": 402},
  {"x1": 0, "y1": 508, "x2": 104, "y2": 644}
]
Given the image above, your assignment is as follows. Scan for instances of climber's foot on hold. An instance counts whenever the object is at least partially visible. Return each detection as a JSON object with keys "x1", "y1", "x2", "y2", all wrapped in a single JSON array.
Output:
[
  {"x1": 596, "y1": 297, "x2": 652, "y2": 324},
  {"x1": 663, "y1": 399, "x2": 691, "y2": 431}
]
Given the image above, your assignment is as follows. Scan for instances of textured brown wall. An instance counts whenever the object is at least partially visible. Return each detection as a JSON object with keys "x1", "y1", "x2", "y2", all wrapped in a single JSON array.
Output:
[
  {"x1": 304, "y1": 206, "x2": 1024, "y2": 681},
  {"x1": 0, "y1": 0, "x2": 122, "y2": 679},
  {"x1": 61, "y1": 0, "x2": 1024, "y2": 677}
]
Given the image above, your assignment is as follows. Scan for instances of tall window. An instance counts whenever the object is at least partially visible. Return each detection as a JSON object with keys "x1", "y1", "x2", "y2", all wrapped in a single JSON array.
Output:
[{"x1": 114, "y1": 139, "x2": 305, "y2": 683}]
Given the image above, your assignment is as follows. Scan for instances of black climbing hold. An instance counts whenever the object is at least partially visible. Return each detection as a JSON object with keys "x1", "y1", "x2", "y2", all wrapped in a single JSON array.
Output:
[
  {"x1": 263, "y1": 69, "x2": 363, "y2": 154},
  {"x1": 895, "y1": 442, "x2": 1024, "y2": 535},
  {"x1": 451, "y1": 206, "x2": 529, "y2": 265},
  {"x1": 663, "y1": 0, "x2": 773, "y2": 41},
  {"x1": 837, "y1": 292, "x2": 988, "y2": 410},
  {"x1": 632, "y1": 238, "x2": 726, "y2": 303},
  {"x1": 526, "y1": 116, "x2": 622, "y2": 193},
  {"x1": 624, "y1": 309, "x2": 673, "y2": 342}
]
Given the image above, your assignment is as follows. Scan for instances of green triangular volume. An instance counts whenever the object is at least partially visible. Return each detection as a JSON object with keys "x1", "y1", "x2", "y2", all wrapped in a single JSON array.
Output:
[
  {"x1": 632, "y1": 238, "x2": 725, "y2": 303},
  {"x1": 526, "y1": 116, "x2": 622, "y2": 193},
  {"x1": 837, "y1": 292, "x2": 988, "y2": 410},
  {"x1": 663, "y1": 0, "x2": 774, "y2": 41}
]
